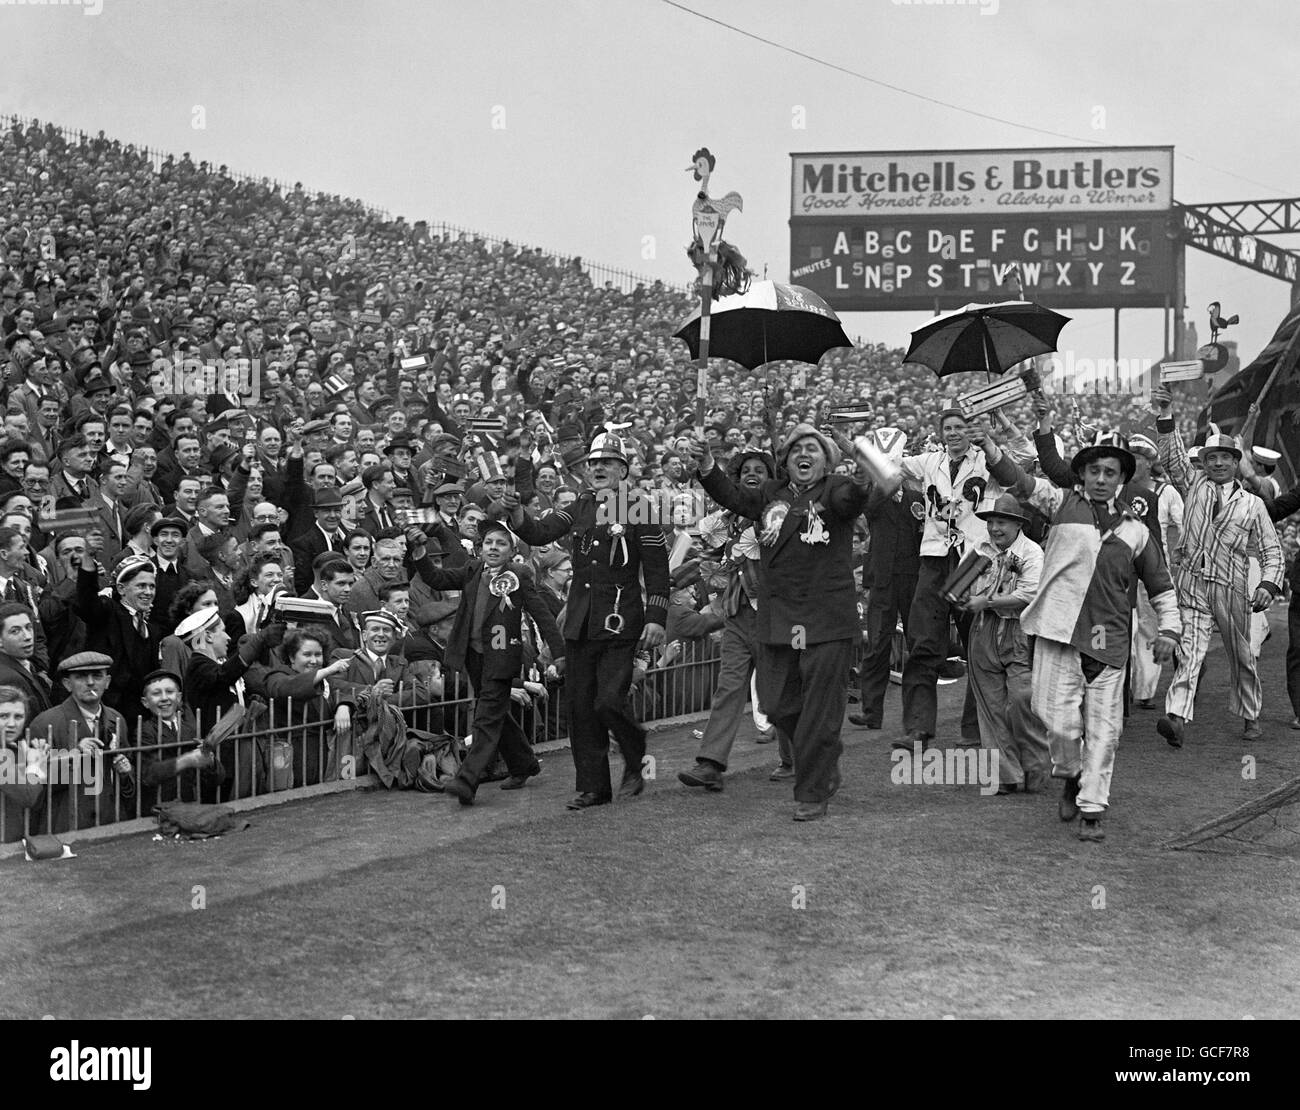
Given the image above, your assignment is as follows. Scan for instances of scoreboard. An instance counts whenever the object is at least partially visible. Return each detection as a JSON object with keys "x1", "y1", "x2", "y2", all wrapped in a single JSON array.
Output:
[
  {"x1": 789, "y1": 147, "x2": 1176, "y2": 311},
  {"x1": 790, "y1": 213, "x2": 1175, "y2": 310}
]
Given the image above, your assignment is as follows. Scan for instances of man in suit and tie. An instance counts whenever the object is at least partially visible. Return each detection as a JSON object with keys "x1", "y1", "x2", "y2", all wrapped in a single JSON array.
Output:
[
  {"x1": 304, "y1": 555, "x2": 361, "y2": 653},
  {"x1": 410, "y1": 520, "x2": 564, "y2": 806},
  {"x1": 109, "y1": 504, "x2": 162, "y2": 573},
  {"x1": 163, "y1": 474, "x2": 204, "y2": 531},
  {"x1": 91, "y1": 456, "x2": 132, "y2": 565},
  {"x1": 73, "y1": 553, "x2": 162, "y2": 732},
  {"x1": 51, "y1": 434, "x2": 99, "y2": 506},
  {"x1": 358, "y1": 464, "x2": 399, "y2": 535},
  {"x1": 149, "y1": 517, "x2": 191, "y2": 633},
  {"x1": 27, "y1": 651, "x2": 130, "y2": 831},
  {"x1": 155, "y1": 432, "x2": 204, "y2": 506},
  {"x1": 336, "y1": 610, "x2": 431, "y2": 776},
  {"x1": 0, "y1": 524, "x2": 50, "y2": 668},
  {"x1": 9, "y1": 353, "x2": 57, "y2": 430},
  {"x1": 183, "y1": 486, "x2": 233, "y2": 575},
  {"x1": 0, "y1": 602, "x2": 55, "y2": 716},
  {"x1": 290, "y1": 486, "x2": 347, "y2": 595}
]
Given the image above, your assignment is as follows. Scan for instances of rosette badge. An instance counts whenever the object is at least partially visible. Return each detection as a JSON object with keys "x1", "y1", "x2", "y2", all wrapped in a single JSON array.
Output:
[
  {"x1": 760, "y1": 501, "x2": 790, "y2": 546},
  {"x1": 489, "y1": 570, "x2": 520, "y2": 609}
]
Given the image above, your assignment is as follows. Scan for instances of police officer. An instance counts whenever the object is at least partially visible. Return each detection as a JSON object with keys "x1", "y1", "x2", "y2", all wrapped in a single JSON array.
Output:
[{"x1": 504, "y1": 430, "x2": 670, "y2": 809}]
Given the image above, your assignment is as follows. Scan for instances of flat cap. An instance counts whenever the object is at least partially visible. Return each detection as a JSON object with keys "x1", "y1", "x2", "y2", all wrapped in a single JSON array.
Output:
[{"x1": 59, "y1": 651, "x2": 114, "y2": 674}]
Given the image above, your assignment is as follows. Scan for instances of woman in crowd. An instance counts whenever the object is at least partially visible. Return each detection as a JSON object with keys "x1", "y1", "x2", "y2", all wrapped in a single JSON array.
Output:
[
  {"x1": 263, "y1": 626, "x2": 354, "y2": 788},
  {"x1": 534, "y1": 547, "x2": 572, "y2": 619},
  {"x1": 0, "y1": 684, "x2": 37, "y2": 841},
  {"x1": 234, "y1": 556, "x2": 285, "y2": 636},
  {"x1": 193, "y1": 532, "x2": 242, "y2": 613}
]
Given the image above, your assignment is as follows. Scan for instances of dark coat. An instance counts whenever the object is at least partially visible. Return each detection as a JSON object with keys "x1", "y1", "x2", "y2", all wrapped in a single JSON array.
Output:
[
  {"x1": 184, "y1": 648, "x2": 265, "y2": 736},
  {"x1": 701, "y1": 468, "x2": 872, "y2": 646},
  {"x1": 26, "y1": 696, "x2": 129, "y2": 830},
  {"x1": 411, "y1": 558, "x2": 564, "y2": 681},
  {"x1": 511, "y1": 488, "x2": 670, "y2": 643},
  {"x1": 337, "y1": 650, "x2": 430, "y2": 714},
  {"x1": 290, "y1": 524, "x2": 348, "y2": 595},
  {"x1": 137, "y1": 710, "x2": 225, "y2": 807},
  {"x1": 0, "y1": 652, "x2": 57, "y2": 717},
  {"x1": 1265, "y1": 485, "x2": 1300, "y2": 590},
  {"x1": 73, "y1": 566, "x2": 162, "y2": 725},
  {"x1": 864, "y1": 484, "x2": 923, "y2": 586}
]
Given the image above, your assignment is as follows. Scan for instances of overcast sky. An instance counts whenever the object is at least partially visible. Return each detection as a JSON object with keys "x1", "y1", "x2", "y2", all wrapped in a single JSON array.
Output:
[{"x1": 4, "y1": 0, "x2": 1298, "y2": 377}]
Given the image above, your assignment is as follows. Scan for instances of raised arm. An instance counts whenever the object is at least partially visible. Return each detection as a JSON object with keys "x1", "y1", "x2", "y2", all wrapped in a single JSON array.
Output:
[
  {"x1": 1150, "y1": 386, "x2": 1193, "y2": 498},
  {"x1": 1027, "y1": 394, "x2": 1078, "y2": 490}
]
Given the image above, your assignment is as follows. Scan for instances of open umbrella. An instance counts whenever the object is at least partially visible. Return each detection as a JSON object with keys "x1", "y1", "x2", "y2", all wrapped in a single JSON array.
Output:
[
  {"x1": 674, "y1": 280, "x2": 853, "y2": 370},
  {"x1": 904, "y1": 300, "x2": 1070, "y2": 379}
]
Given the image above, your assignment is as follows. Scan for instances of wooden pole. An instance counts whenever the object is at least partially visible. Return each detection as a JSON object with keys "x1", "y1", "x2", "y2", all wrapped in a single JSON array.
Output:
[
  {"x1": 694, "y1": 212, "x2": 720, "y2": 435},
  {"x1": 696, "y1": 249, "x2": 714, "y2": 435}
]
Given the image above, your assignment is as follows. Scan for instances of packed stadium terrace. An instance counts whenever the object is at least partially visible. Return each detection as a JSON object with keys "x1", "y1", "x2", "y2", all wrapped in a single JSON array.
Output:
[{"x1": 0, "y1": 116, "x2": 1294, "y2": 837}]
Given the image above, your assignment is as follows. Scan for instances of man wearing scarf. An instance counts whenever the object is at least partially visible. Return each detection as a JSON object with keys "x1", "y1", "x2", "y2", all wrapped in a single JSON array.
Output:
[{"x1": 687, "y1": 424, "x2": 898, "y2": 821}]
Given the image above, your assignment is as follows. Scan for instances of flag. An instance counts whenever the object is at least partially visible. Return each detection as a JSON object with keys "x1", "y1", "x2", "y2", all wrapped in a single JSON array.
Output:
[{"x1": 1201, "y1": 301, "x2": 1300, "y2": 488}]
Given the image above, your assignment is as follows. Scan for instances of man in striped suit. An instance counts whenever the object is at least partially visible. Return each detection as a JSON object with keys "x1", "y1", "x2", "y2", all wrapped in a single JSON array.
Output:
[{"x1": 1150, "y1": 387, "x2": 1284, "y2": 746}]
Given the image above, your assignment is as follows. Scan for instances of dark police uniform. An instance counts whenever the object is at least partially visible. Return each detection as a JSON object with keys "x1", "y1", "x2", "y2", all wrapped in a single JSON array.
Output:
[{"x1": 513, "y1": 489, "x2": 670, "y2": 800}]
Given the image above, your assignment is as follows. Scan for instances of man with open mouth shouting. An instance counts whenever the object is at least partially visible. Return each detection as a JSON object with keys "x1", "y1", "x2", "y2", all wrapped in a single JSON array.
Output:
[{"x1": 685, "y1": 424, "x2": 900, "y2": 821}]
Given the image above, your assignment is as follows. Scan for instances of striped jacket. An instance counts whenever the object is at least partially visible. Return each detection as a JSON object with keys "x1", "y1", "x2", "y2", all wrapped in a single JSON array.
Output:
[
  {"x1": 1155, "y1": 419, "x2": 1284, "y2": 599},
  {"x1": 1020, "y1": 478, "x2": 1181, "y2": 668}
]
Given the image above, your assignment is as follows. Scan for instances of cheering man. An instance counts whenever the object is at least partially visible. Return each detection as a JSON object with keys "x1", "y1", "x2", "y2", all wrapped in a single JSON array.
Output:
[
  {"x1": 686, "y1": 424, "x2": 898, "y2": 821},
  {"x1": 1149, "y1": 387, "x2": 1284, "y2": 745}
]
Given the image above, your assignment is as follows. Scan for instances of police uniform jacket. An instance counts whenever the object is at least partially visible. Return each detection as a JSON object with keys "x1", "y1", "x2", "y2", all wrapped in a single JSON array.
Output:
[{"x1": 512, "y1": 488, "x2": 670, "y2": 643}]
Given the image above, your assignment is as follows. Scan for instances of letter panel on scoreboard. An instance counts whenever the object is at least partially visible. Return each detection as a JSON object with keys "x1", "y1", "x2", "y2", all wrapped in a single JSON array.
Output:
[{"x1": 788, "y1": 213, "x2": 1176, "y2": 311}]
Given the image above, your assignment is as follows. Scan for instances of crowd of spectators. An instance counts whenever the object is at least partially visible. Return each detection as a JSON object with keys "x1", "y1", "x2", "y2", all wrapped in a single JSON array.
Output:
[{"x1": 0, "y1": 115, "x2": 1294, "y2": 837}]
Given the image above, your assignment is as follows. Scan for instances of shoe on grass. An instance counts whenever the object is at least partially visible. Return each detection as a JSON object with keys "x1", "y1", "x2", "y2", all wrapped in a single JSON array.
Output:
[
  {"x1": 1077, "y1": 817, "x2": 1105, "y2": 842},
  {"x1": 678, "y1": 760, "x2": 724, "y2": 792},
  {"x1": 1157, "y1": 714, "x2": 1186, "y2": 749}
]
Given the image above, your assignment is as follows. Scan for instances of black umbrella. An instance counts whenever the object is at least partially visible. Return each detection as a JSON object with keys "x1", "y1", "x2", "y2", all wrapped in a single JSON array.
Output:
[
  {"x1": 904, "y1": 300, "x2": 1070, "y2": 379},
  {"x1": 674, "y1": 281, "x2": 853, "y2": 370}
]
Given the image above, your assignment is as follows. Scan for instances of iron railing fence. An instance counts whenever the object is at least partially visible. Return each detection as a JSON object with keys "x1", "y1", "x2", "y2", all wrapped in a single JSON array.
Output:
[{"x1": 0, "y1": 637, "x2": 721, "y2": 845}]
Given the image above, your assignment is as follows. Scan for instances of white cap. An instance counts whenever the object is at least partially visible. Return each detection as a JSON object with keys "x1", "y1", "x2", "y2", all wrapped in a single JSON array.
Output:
[{"x1": 175, "y1": 605, "x2": 221, "y2": 640}]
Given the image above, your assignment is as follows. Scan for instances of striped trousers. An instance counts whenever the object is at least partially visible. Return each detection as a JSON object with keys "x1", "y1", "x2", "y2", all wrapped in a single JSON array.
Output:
[
  {"x1": 1031, "y1": 638, "x2": 1126, "y2": 815},
  {"x1": 1164, "y1": 576, "x2": 1258, "y2": 722}
]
